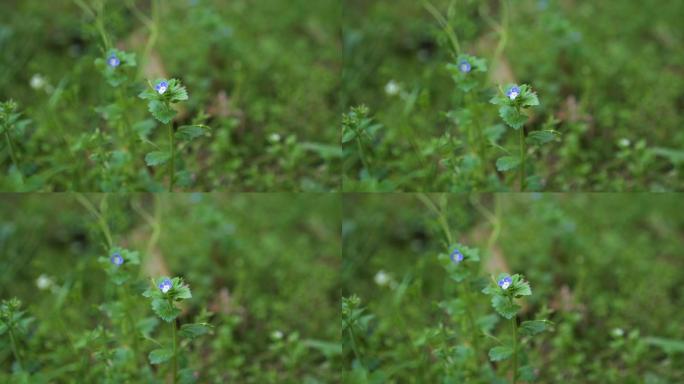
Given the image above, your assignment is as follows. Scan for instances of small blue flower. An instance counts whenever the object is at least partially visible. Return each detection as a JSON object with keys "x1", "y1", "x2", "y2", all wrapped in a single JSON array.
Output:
[
  {"x1": 450, "y1": 249, "x2": 464, "y2": 264},
  {"x1": 498, "y1": 276, "x2": 512, "y2": 290},
  {"x1": 107, "y1": 54, "x2": 120, "y2": 68},
  {"x1": 458, "y1": 59, "x2": 471, "y2": 73},
  {"x1": 110, "y1": 252, "x2": 124, "y2": 266},
  {"x1": 159, "y1": 278, "x2": 173, "y2": 293},
  {"x1": 155, "y1": 81, "x2": 168, "y2": 95},
  {"x1": 506, "y1": 85, "x2": 520, "y2": 100}
]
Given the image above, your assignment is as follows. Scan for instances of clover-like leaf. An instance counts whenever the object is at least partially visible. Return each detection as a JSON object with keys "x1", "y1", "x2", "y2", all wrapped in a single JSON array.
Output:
[
  {"x1": 489, "y1": 346, "x2": 514, "y2": 362},
  {"x1": 526, "y1": 130, "x2": 559, "y2": 145},
  {"x1": 151, "y1": 298, "x2": 181, "y2": 322},
  {"x1": 175, "y1": 125, "x2": 209, "y2": 141},
  {"x1": 491, "y1": 295, "x2": 521, "y2": 319},
  {"x1": 148, "y1": 348, "x2": 174, "y2": 364},
  {"x1": 519, "y1": 320, "x2": 553, "y2": 336},
  {"x1": 180, "y1": 323, "x2": 212, "y2": 339},
  {"x1": 496, "y1": 156, "x2": 521, "y2": 172},
  {"x1": 147, "y1": 100, "x2": 176, "y2": 124},
  {"x1": 145, "y1": 151, "x2": 171, "y2": 167},
  {"x1": 498, "y1": 105, "x2": 528, "y2": 130}
]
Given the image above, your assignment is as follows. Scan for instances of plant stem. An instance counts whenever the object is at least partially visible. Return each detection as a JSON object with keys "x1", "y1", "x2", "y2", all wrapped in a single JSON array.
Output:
[
  {"x1": 511, "y1": 316, "x2": 518, "y2": 384},
  {"x1": 168, "y1": 122, "x2": 175, "y2": 192},
  {"x1": 8, "y1": 328, "x2": 23, "y2": 370},
  {"x1": 355, "y1": 138, "x2": 371, "y2": 176},
  {"x1": 347, "y1": 326, "x2": 364, "y2": 368},
  {"x1": 518, "y1": 127, "x2": 526, "y2": 191},
  {"x1": 171, "y1": 315, "x2": 178, "y2": 384},
  {"x1": 4, "y1": 131, "x2": 22, "y2": 181},
  {"x1": 463, "y1": 285, "x2": 481, "y2": 368}
]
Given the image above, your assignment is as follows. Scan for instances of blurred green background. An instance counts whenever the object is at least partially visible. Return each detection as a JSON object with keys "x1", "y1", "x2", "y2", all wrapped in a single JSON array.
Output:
[
  {"x1": 0, "y1": 193, "x2": 341, "y2": 383},
  {"x1": 342, "y1": 0, "x2": 684, "y2": 191},
  {"x1": 0, "y1": 0, "x2": 341, "y2": 191},
  {"x1": 342, "y1": 193, "x2": 684, "y2": 382}
]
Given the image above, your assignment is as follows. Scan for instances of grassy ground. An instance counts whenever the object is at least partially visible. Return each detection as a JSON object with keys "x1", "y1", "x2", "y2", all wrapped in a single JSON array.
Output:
[
  {"x1": 0, "y1": 0, "x2": 341, "y2": 191},
  {"x1": 342, "y1": 0, "x2": 684, "y2": 191},
  {"x1": 0, "y1": 193, "x2": 341, "y2": 383},
  {"x1": 342, "y1": 193, "x2": 684, "y2": 382}
]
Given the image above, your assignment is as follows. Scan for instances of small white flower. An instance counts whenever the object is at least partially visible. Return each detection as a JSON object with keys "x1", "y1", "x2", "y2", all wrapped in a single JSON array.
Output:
[
  {"x1": 385, "y1": 80, "x2": 400, "y2": 96},
  {"x1": 611, "y1": 328, "x2": 624, "y2": 337},
  {"x1": 36, "y1": 274, "x2": 53, "y2": 290},
  {"x1": 374, "y1": 270, "x2": 390, "y2": 286},
  {"x1": 271, "y1": 330, "x2": 284, "y2": 340},
  {"x1": 618, "y1": 138, "x2": 631, "y2": 148},
  {"x1": 30, "y1": 74, "x2": 46, "y2": 90},
  {"x1": 269, "y1": 133, "x2": 281, "y2": 143}
]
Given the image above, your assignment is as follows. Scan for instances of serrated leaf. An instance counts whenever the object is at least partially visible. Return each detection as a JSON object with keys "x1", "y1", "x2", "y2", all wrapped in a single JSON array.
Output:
[
  {"x1": 511, "y1": 276, "x2": 532, "y2": 297},
  {"x1": 148, "y1": 348, "x2": 174, "y2": 364},
  {"x1": 527, "y1": 130, "x2": 559, "y2": 145},
  {"x1": 148, "y1": 100, "x2": 176, "y2": 124},
  {"x1": 151, "y1": 298, "x2": 180, "y2": 322},
  {"x1": 499, "y1": 105, "x2": 527, "y2": 129},
  {"x1": 491, "y1": 295, "x2": 520, "y2": 319},
  {"x1": 496, "y1": 156, "x2": 521, "y2": 172},
  {"x1": 488, "y1": 346, "x2": 513, "y2": 362},
  {"x1": 175, "y1": 125, "x2": 207, "y2": 141},
  {"x1": 520, "y1": 320, "x2": 553, "y2": 336},
  {"x1": 180, "y1": 323, "x2": 211, "y2": 339},
  {"x1": 521, "y1": 91, "x2": 540, "y2": 107},
  {"x1": 145, "y1": 151, "x2": 170, "y2": 167}
]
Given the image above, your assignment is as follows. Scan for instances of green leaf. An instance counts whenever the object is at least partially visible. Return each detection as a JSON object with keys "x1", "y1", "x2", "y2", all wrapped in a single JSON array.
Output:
[
  {"x1": 341, "y1": 129, "x2": 357, "y2": 143},
  {"x1": 496, "y1": 156, "x2": 521, "y2": 172},
  {"x1": 527, "y1": 130, "x2": 559, "y2": 145},
  {"x1": 521, "y1": 90, "x2": 540, "y2": 107},
  {"x1": 145, "y1": 151, "x2": 171, "y2": 167},
  {"x1": 175, "y1": 125, "x2": 208, "y2": 141},
  {"x1": 499, "y1": 105, "x2": 527, "y2": 129},
  {"x1": 488, "y1": 346, "x2": 513, "y2": 362},
  {"x1": 180, "y1": 323, "x2": 212, "y2": 339},
  {"x1": 520, "y1": 320, "x2": 553, "y2": 336},
  {"x1": 510, "y1": 275, "x2": 532, "y2": 297},
  {"x1": 148, "y1": 100, "x2": 176, "y2": 124},
  {"x1": 148, "y1": 348, "x2": 174, "y2": 364},
  {"x1": 491, "y1": 295, "x2": 520, "y2": 319},
  {"x1": 151, "y1": 298, "x2": 181, "y2": 322},
  {"x1": 643, "y1": 337, "x2": 684, "y2": 354}
]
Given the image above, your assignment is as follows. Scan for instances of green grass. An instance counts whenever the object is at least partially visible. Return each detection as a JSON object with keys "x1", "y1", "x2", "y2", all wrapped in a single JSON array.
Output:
[
  {"x1": 342, "y1": 193, "x2": 684, "y2": 382},
  {"x1": 0, "y1": 193, "x2": 341, "y2": 383},
  {"x1": 342, "y1": 0, "x2": 684, "y2": 191},
  {"x1": 0, "y1": 0, "x2": 341, "y2": 191}
]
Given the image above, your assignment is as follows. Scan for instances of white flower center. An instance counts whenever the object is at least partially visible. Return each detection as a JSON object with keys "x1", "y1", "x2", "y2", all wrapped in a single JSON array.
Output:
[
  {"x1": 501, "y1": 281, "x2": 511, "y2": 290},
  {"x1": 157, "y1": 86, "x2": 167, "y2": 95},
  {"x1": 161, "y1": 284, "x2": 171, "y2": 293},
  {"x1": 508, "y1": 91, "x2": 519, "y2": 100}
]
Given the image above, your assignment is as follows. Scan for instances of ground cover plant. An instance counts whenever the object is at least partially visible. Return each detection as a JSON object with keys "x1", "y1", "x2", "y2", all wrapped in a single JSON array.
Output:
[
  {"x1": 342, "y1": 0, "x2": 684, "y2": 191},
  {"x1": 342, "y1": 193, "x2": 684, "y2": 382},
  {"x1": 0, "y1": 193, "x2": 341, "y2": 383},
  {"x1": 0, "y1": 0, "x2": 341, "y2": 191}
]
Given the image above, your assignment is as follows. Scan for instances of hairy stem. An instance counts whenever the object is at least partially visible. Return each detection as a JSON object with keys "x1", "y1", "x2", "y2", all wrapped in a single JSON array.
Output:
[
  {"x1": 511, "y1": 316, "x2": 518, "y2": 384},
  {"x1": 4, "y1": 131, "x2": 22, "y2": 180},
  {"x1": 519, "y1": 126, "x2": 526, "y2": 191},
  {"x1": 168, "y1": 122, "x2": 175, "y2": 192},
  {"x1": 8, "y1": 328, "x2": 23, "y2": 370},
  {"x1": 171, "y1": 311, "x2": 178, "y2": 384}
]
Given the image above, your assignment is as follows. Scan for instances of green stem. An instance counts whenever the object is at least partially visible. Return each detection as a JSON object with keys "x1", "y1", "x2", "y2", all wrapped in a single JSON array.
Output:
[
  {"x1": 421, "y1": 0, "x2": 461, "y2": 55},
  {"x1": 519, "y1": 127, "x2": 526, "y2": 191},
  {"x1": 168, "y1": 122, "x2": 175, "y2": 192},
  {"x1": 511, "y1": 316, "x2": 518, "y2": 384},
  {"x1": 8, "y1": 328, "x2": 23, "y2": 370},
  {"x1": 4, "y1": 131, "x2": 22, "y2": 180},
  {"x1": 347, "y1": 327, "x2": 364, "y2": 369},
  {"x1": 355, "y1": 138, "x2": 371, "y2": 176},
  {"x1": 463, "y1": 286, "x2": 481, "y2": 368},
  {"x1": 171, "y1": 313, "x2": 178, "y2": 384}
]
